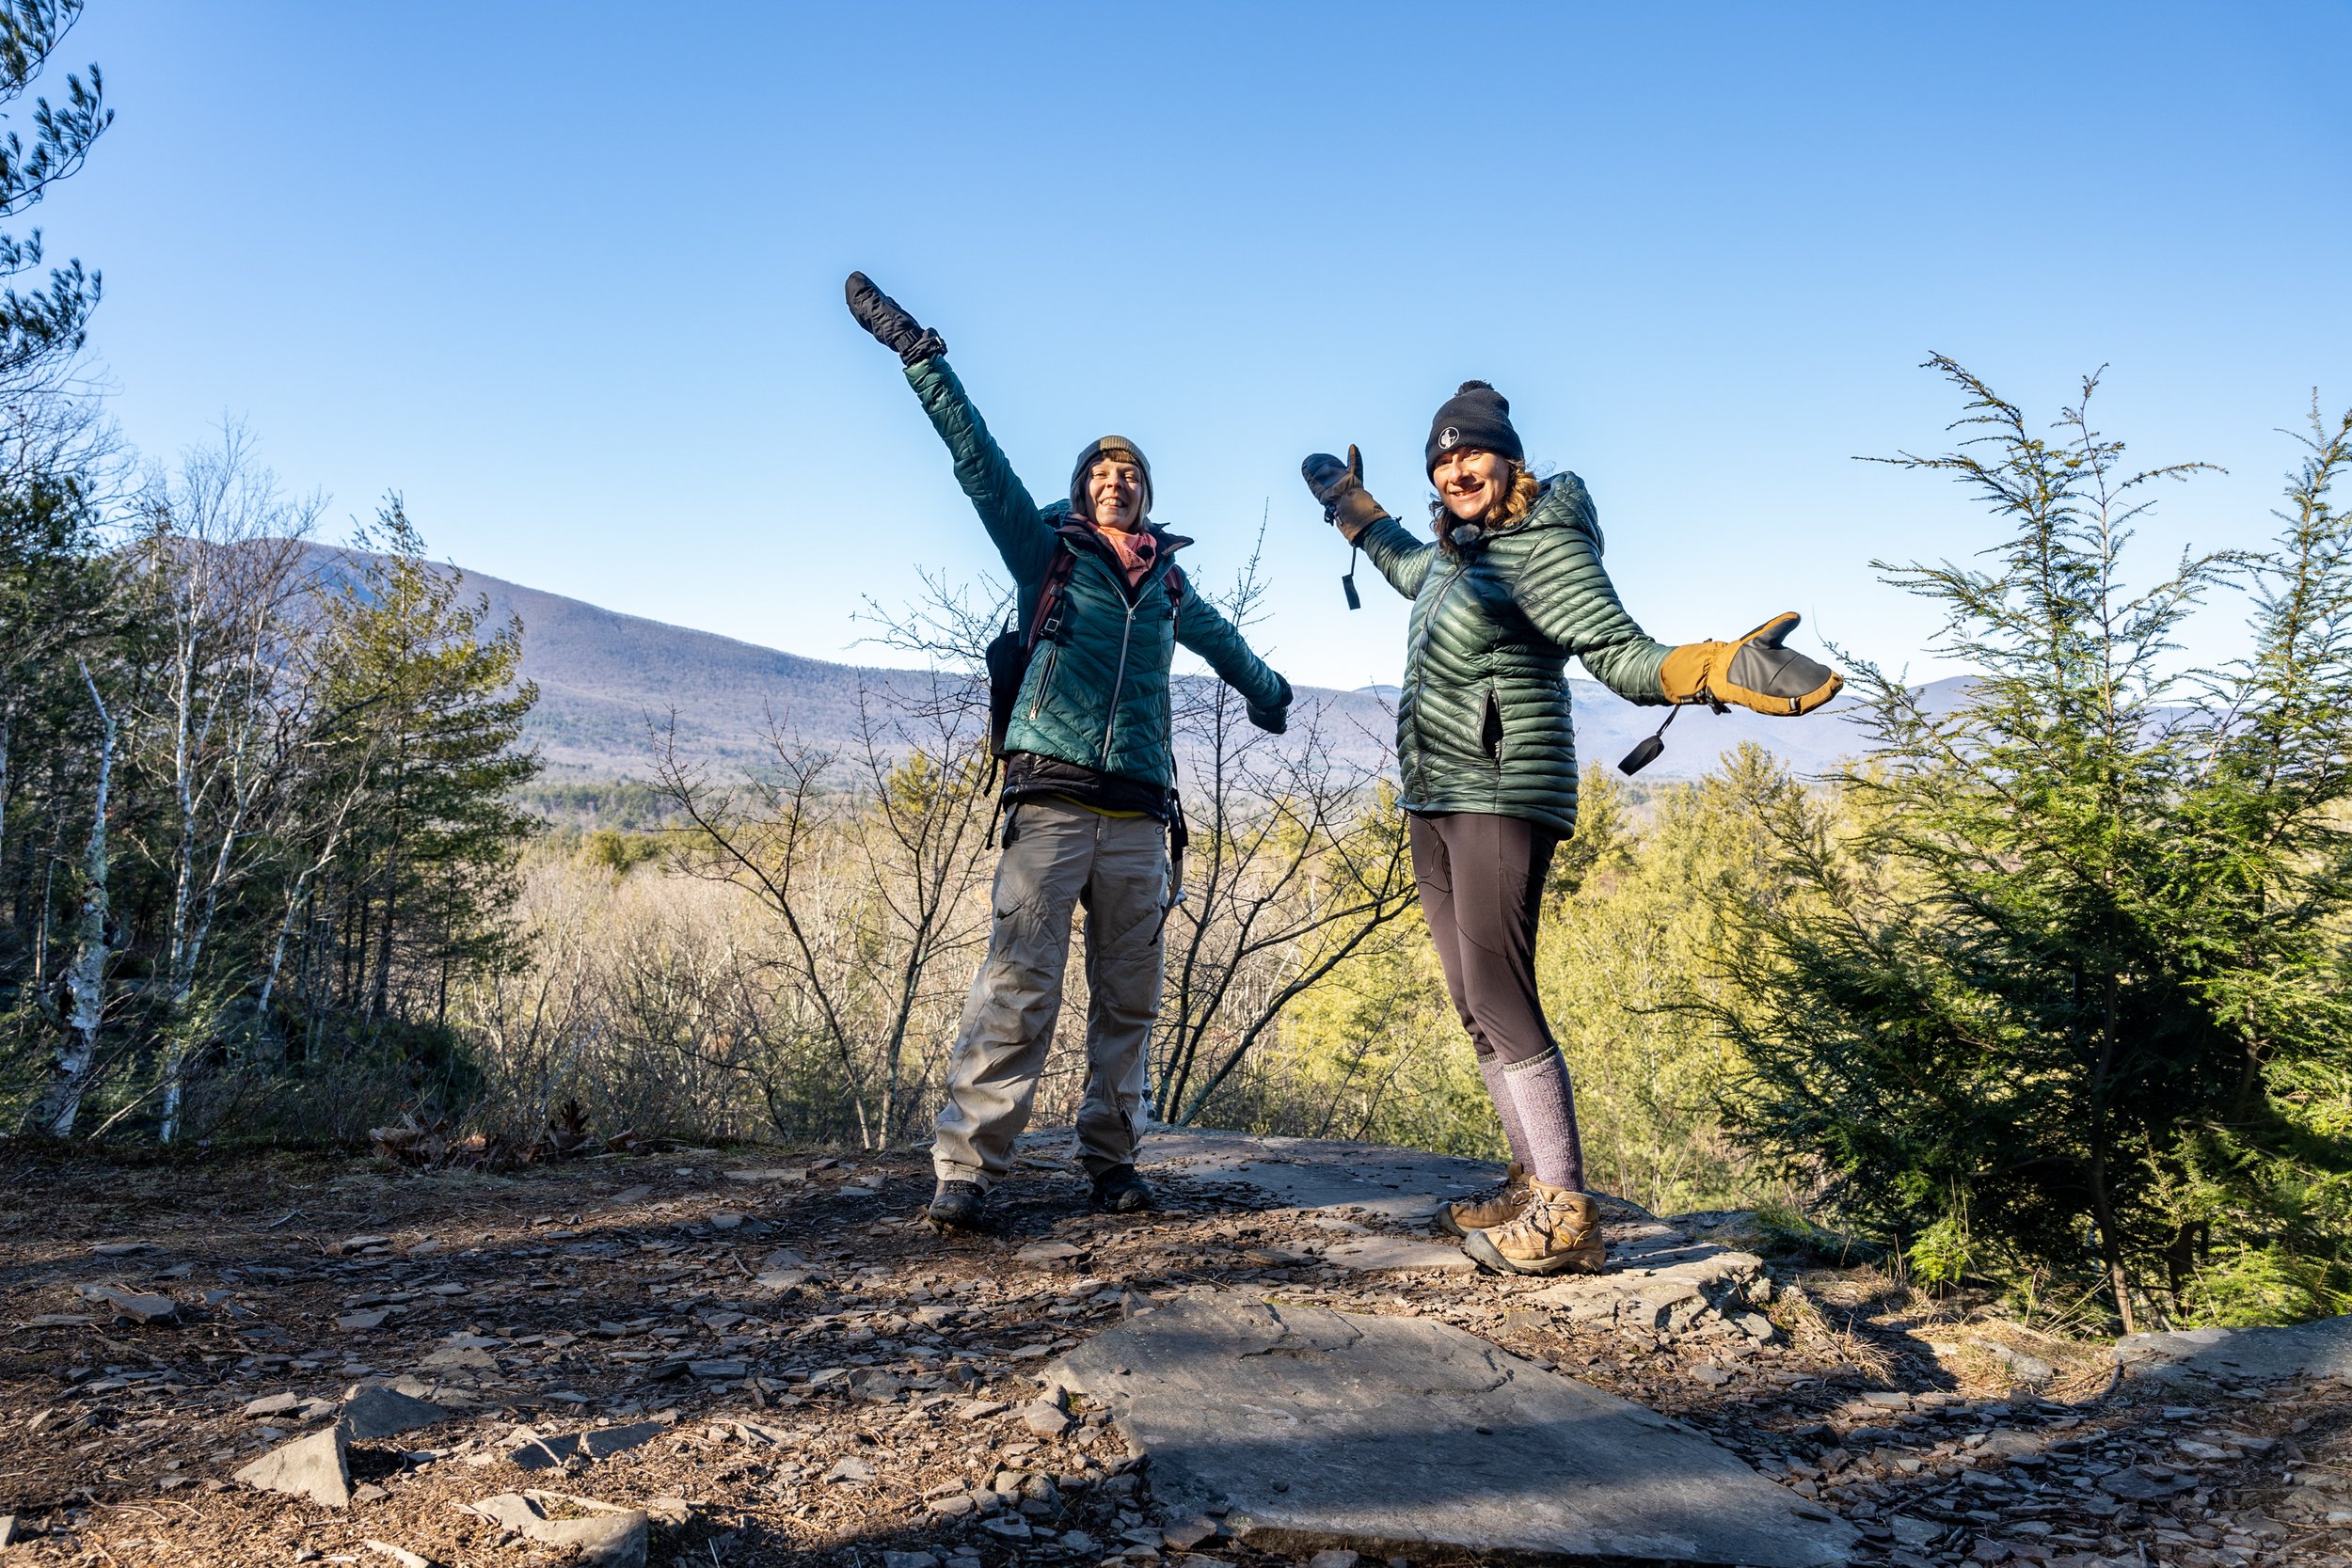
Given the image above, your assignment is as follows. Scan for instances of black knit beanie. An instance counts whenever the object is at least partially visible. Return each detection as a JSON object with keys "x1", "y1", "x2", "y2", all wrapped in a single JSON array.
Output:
[
  {"x1": 1070, "y1": 436, "x2": 1153, "y2": 522},
  {"x1": 1425, "y1": 381, "x2": 1523, "y2": 473}
]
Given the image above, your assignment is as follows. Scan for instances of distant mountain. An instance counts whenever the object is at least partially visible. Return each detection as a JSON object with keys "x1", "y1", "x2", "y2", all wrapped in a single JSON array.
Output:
[{"x1": 312, "y1": 546, "x2": 1909, "y2": 784}]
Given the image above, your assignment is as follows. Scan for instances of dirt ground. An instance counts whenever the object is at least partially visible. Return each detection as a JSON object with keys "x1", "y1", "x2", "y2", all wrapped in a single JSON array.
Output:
[{"x1": 0, "y1": 1140, "x2": 2344, "y2": 1567}]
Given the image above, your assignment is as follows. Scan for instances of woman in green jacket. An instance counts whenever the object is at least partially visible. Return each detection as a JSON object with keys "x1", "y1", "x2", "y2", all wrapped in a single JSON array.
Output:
[{"x1": 1302, "y1": 382, "x2": 1839, "y2": 1274}]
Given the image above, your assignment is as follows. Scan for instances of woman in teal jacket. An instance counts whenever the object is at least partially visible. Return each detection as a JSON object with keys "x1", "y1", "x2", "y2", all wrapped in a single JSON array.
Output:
[
  {"x1": 1302, "y1": 382, "x2": 1839, "y2": 1274},
  {"x1": 849, "y1": 274, "x2": 1291, "y2": 1228}
]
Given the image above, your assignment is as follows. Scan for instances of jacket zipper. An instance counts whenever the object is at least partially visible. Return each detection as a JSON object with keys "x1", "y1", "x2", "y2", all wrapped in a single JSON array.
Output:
[
  {"x1": 1100, "y1": 594, "x2": 1137, "y2": 760},
  {"x1": 1408, "y1": 562, "x2": 1469, "y2": 668},
  {"x1": 1406, "y1": 563, "x2": 1470, "y2": 790},
  {"x1": 1028, "y1": 645, "x2": 1059, "y2": 720}
]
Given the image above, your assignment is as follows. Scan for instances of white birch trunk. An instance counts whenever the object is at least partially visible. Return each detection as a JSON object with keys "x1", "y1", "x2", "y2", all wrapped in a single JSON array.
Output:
[
  {"x1": 151, "y1": 519, "x2": 312, "y2": 1142},
  {"x1": 33, "y1": 663, "x2": 114, "y2": 1136},
  {"x1": 157, "y1": 624, "x2": 199, "y2": 1143}
]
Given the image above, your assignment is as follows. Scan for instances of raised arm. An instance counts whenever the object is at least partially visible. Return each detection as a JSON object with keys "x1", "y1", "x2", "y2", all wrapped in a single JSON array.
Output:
[
  {"x1": 1351, "y1": 515, "x2": 1438, "y2": 599},
  {"x1": 1517, "y1": 510, "x2": 1843, "y2": 716},
  {"x1": 1302, "y1": 446, "x2": 1436, "y2": 598},
  {"x1": 901, "y1": 356, "x2": 1057, "y2": 585},
  {"x1": 847, "y1": 272, "x2": 1056, "y2": 587},
  {"x1": 1517, "y1": 475, "x2": 1842, "y2": 715},
  {"x1": 1514, "y1": 522, "x2": 1675, "y2": 705},
  {"x1": 1174, "y1": 582, "x2": 1293, "y2": 734}
]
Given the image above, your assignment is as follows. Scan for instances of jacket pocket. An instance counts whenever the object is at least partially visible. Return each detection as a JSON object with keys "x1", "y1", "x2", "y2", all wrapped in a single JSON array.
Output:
[
  {"x1": 1027, "y1": 645, "x2": 1060, "y2": 720},
  {"x1": 1481, "y1": 686, "x2": 1504, "y2": 767}
]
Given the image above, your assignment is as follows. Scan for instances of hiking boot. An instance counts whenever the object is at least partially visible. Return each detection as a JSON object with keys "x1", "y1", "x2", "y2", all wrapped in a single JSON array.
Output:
[
  {"x1": 1461, "y1": 1180, "x2": 1605, "y2": 1275},
  {"x1": 1437, "y1": 1162, "x2": 1532, "y2": 1237},
  {"x1": 1091, "y1": 1164, "x2": 1152, "y2": 1213},
  {"x1": 928, "y1": 1179, "x2": 986, "y2": 1228}
]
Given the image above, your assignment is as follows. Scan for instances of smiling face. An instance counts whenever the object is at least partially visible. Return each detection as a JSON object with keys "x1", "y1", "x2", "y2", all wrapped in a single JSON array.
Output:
[
  {"x1": 1431, "y1": 448, "x2": 1514, "y2": 523},
  {"x1": 1087, "y1": 456, "x2": 1145, "y2": 531}
]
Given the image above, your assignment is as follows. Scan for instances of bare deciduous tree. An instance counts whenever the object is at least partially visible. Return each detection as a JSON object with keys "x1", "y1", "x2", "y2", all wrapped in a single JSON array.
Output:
[
  {"x1": 1151, "y1": 557, "x2": 1418, "y2": 1124},
  {"x1": 24, "y1": 655, "x2": 111, "y2": 1132},
  {"x1": 649, "y1": 661, "x2": 998, "y2": 1148},
  {"x1": 123, "y1": 427, "x2": 325, "y2": 1137}
]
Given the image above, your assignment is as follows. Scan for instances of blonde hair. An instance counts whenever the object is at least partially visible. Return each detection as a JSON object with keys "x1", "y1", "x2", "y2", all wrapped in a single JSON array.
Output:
[{"x1": 1430, "y1": 460, "x2": 1543, "y2": 555}]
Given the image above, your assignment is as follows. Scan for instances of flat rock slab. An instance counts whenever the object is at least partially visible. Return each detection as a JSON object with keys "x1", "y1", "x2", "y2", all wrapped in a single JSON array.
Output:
[
  {"x1": 419, "y1": 1332, "x2": 500, "y2": 1371},
  {"x1": 848, "y1": 1369, "x2": 904, "y2": 1402},
  {"x1": 342, "y1": 1383, "x2": 453, "y2": 1441},
  {"x1": 78, "y1": 1284, "x2": 179, "y2": 1324},
  {"x1": 235, "y1": 1420, "x2": 352, "y2": 1509},
  {"x1": 1136, "y1": 1129, "x2": 1658, "y2": 1231},
  {"x1": 755, "y1": 1248, "x2": 821, "y2": 1291},
  {"x1": 507, "y1": 1420, "x2": 666, "y2": 1471},
  {"x1": 1016, "y1": 1241, "x2": 1086, "y2": 1265},
  {"x1": 1049, "y1": 1292, "x2": 1852, "y2": 1566},
  {"x1": 1321, "y1": 1236, "x2": 1476, "y2": 1275},
  {"x1": 466, "y1": 1492, "x2": 647, "y2": 1568},
  {"x1": 1530, "y1": 1222, "x2": 1770, "y2": 1335},
  {"x1": 2116, "y1": 1314, "x2": 2352, "y2": 1385},
  {"x1": 1137, "y1": 1130, "x2": 1531, "y2": 1225}
]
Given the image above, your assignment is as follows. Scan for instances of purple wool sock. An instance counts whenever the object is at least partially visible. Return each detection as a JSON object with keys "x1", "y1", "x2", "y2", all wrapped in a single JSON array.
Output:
[
  {"x1": 1501, "y1": 1049, "x2": 1586, "y2": 1192},
  {"x1": 1477, "y1": 1053, "x2": 1533, "y2": 1170}
]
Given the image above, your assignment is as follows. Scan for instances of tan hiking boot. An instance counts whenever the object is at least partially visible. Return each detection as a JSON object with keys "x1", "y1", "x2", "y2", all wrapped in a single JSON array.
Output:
[
  {"x1": 1437, "y1": 1163, "x2": 1532, "y2": 1237},
  {"x1": 1461, "y1": 1180, "x2": 1606, "y2": 1275}
]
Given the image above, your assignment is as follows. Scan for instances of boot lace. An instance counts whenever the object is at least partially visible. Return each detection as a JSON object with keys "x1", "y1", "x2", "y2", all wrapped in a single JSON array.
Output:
[{"x1": 1500, "y1": 1188, "x2": 1590, "y2": 1250}]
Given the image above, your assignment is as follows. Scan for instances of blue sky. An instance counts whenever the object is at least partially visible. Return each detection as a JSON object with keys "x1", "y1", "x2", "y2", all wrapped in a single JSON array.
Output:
[{"x1": 37, "y1": 1, "x2": 2352, "y2": 692}]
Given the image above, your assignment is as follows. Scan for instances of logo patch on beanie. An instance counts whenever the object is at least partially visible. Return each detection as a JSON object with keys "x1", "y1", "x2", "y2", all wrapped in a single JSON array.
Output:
[{"x1": 1438, "y1": 427, "x2": 1460, "y2": 450}]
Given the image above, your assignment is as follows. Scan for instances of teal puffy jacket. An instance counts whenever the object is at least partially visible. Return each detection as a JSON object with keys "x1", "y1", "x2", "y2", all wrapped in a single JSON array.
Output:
[
  {"x1": 1355, "y1": 476, "x2": 1671, "y2": 835},
  {"x1": 907, "y1": 356, "x2": 1289, "y2": 790}
]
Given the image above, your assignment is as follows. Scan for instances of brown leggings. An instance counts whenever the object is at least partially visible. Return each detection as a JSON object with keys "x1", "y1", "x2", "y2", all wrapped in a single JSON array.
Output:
[{"x1": 1407, "y1": 810, "x2": 1560, "y2": 1066}]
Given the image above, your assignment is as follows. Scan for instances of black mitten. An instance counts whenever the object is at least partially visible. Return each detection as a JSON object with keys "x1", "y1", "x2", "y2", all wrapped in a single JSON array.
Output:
[
  {"x1": 845, "y1": 271, "x2": 946, "y2": 365},
  {"x1": 1247, "y1": 676, "x2": 1294, "y2": 736}
]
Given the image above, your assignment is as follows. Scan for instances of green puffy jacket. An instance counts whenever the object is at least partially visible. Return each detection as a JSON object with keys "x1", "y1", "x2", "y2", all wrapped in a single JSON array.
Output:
[
  {"x1": 907, "y1": 356, "x2": 1288, "y2": 790},
  {"x1": 1355, "y1": 475, "x2": 1671, "y2": 835}
]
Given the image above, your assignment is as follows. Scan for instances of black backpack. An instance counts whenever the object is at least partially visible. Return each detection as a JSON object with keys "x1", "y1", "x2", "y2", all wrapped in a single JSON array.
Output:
[{"x1": 986, "y1": 550, "x2": 1076, "y2": 760}]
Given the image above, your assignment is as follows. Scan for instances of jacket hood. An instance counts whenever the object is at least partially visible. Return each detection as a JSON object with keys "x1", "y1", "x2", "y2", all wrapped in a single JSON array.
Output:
[{"x1": 1487, "y1": 473, "x2": 1603, "y2": 554}]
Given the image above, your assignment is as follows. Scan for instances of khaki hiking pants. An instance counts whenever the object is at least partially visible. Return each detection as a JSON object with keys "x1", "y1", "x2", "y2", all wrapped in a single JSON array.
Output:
[{"x1": 933, "y1": 797, "x2": 1168, "y2": 1190}]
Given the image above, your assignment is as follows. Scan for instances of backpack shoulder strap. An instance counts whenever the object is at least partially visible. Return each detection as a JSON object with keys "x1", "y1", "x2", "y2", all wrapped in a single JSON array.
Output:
[{"x1": 1026, "y1": 547, "x2": 1078, "y2": 647}]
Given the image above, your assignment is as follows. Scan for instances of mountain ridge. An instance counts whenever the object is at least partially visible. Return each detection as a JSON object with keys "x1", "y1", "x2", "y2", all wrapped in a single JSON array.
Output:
[{"x1": 310, "y1": 544, "x2": 1899, "y2": 784}]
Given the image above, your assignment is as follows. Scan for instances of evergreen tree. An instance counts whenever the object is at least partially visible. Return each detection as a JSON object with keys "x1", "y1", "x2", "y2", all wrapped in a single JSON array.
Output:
[
  {"x1": 310, "y1": 499, "x2": 539, "y2": 1029},
  {"x1": 1720, "y1": 362, "x2": 2352, "y2": 1329},
  {"x1": 2157, "y1": 401, "x2": 2352, "y2": 1321},
  {"x1": 0, "y1": 0, "x2": 108, "y2": 393},
  {"x1": 0, "y1": 470, "x2": 105, "y2": 906}
]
